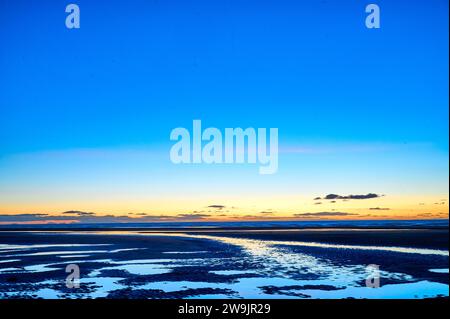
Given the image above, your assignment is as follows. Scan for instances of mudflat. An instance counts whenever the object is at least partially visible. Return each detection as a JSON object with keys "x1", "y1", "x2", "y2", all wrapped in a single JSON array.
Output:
[{"x1": 0, "y1": 226, "x2": 448, "y2": 299}]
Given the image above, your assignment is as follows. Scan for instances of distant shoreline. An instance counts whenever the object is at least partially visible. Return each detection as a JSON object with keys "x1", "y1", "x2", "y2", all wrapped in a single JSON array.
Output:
[{"x1": 0, "y1": 219, "x2": 448, "y2": 232}]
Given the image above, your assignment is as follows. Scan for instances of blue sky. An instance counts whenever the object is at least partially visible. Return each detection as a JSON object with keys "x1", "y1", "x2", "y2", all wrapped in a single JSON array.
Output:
[{"x1": 0, "y1": 0, "x2": 448, "y2": 219}]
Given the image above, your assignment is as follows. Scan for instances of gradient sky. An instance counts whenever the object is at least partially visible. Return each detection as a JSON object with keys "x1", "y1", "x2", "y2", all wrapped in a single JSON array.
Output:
[{"x1": 0, "y1": 0, "x2": 448, "y2": 223}]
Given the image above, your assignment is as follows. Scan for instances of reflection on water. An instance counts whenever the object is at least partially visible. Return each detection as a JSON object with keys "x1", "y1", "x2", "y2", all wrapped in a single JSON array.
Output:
[
  {"x1": 6, "y1": 250, "x2": 109, "y2": 257},
  {"x1": 163, "y1": 251, "x2": 209, "y2": 254},
  {"x1": 144, "y1": 232, "x2": 449, "y2": 257},
  {"x1": 90, "y1": 264, "x2": 171, "y2": 276},
  {"x1": 0, "y1": 231, "x2": 448, "y2": 299},
  {"x1": 429, "y1": 268, "x2": 449, "y2": 274},
  {"x1": 0, "y1": 243, "x2": 110, "y2": 252},
  {"x1": 0, "y1": 259, "x2": 20, "y2": 263},
  {"x1": 210, "y1": 270, "x2": 254, "y2": 275}
]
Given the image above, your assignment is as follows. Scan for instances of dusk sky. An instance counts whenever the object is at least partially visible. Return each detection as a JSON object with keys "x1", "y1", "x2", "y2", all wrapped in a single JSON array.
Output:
[{"x1": 0, "y1": 0, "x2": 448, "y2": 223}]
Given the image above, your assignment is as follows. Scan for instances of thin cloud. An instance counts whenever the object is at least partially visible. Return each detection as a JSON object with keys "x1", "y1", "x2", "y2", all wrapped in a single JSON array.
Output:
[
  {"x1": 279, "y1": 143, "x2": 396, "y2": 154},
  {"x1": 294, "y1": 212, "x2": 356, "y2": 217},
  {"x1": 62, "y1": 211, "x2": 95, "y2": 216},
  {"x1": 0, "y1": 211, "x2": 212, "y2": 224},
  {"x1": 176, "y1": 213, "x2": 211, "y2": 219},
  {"x1": 0, "y1": 214, "x2": 74, "y2": 222},
  {"x1": 207, "y1": 205, "x2": 226, "y2": 210},
  {"x1": 315, "y1": 193, "x2": 381, "y2": 200}
]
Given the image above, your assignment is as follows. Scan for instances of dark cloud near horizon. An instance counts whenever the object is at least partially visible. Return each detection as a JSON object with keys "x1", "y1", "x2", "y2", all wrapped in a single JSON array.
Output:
[
  {"x1": 0, "y1": 211, "x2": 212, "y2": 224},
  {"x1": 294, "y1": 212, "x2": 356, "y2": 217},
  {"x1": 62, "y1": 211, "x2": 95, "y2": 216},
  {"x1": 369, "y1": 207, "x2": 390, "y2": 211},
  {"x1": 315, "y1": 193, "x2": 381, "y2": 200},
  {"x1": 234, "y1": 215, "x2": 280, "y2": 220},
  {"x1": 207, "y1": 205, "x2": 225, "y2": 209},
  {"x1": 0, "y1": 214, "x2": 74, "y2": 222},
  {"x1": 176, "y1": 213, "x2": 211, "y2": 219}
]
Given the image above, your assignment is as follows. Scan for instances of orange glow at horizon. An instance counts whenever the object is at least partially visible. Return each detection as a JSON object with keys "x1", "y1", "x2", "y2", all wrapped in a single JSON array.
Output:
[{"x1": 0, "y1": 193, "x2": 448, "y2": 223}]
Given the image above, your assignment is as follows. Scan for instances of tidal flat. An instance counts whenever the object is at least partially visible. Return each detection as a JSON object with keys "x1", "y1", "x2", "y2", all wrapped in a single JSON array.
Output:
[{"x1": 0, "y1": 223, "x2": 448, "y2": 299}]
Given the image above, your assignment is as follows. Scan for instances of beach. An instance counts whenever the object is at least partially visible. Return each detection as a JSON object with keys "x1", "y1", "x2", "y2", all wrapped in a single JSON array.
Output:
[{"x1": 0, "y1": 223, "x2": 448, "y2": 299}]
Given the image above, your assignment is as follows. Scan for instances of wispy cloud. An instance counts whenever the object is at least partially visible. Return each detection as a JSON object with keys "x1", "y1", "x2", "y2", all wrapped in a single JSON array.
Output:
[{"x1": 279, "y1": 143, "x2": 399, "y2": 154}]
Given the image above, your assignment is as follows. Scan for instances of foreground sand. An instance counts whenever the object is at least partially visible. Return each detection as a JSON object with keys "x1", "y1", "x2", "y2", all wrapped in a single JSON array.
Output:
[{"x1": 0, "y1": 227, "x2": 448, "y2": 299}]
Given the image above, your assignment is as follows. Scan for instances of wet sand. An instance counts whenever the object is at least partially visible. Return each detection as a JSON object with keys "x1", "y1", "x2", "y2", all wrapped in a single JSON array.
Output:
[
  {"x1": 0, "y1": 227, "x2": 448, "y2": 299},
  {"x1": 190, "y1": 228, "x2": 449, "y2": 250}
]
